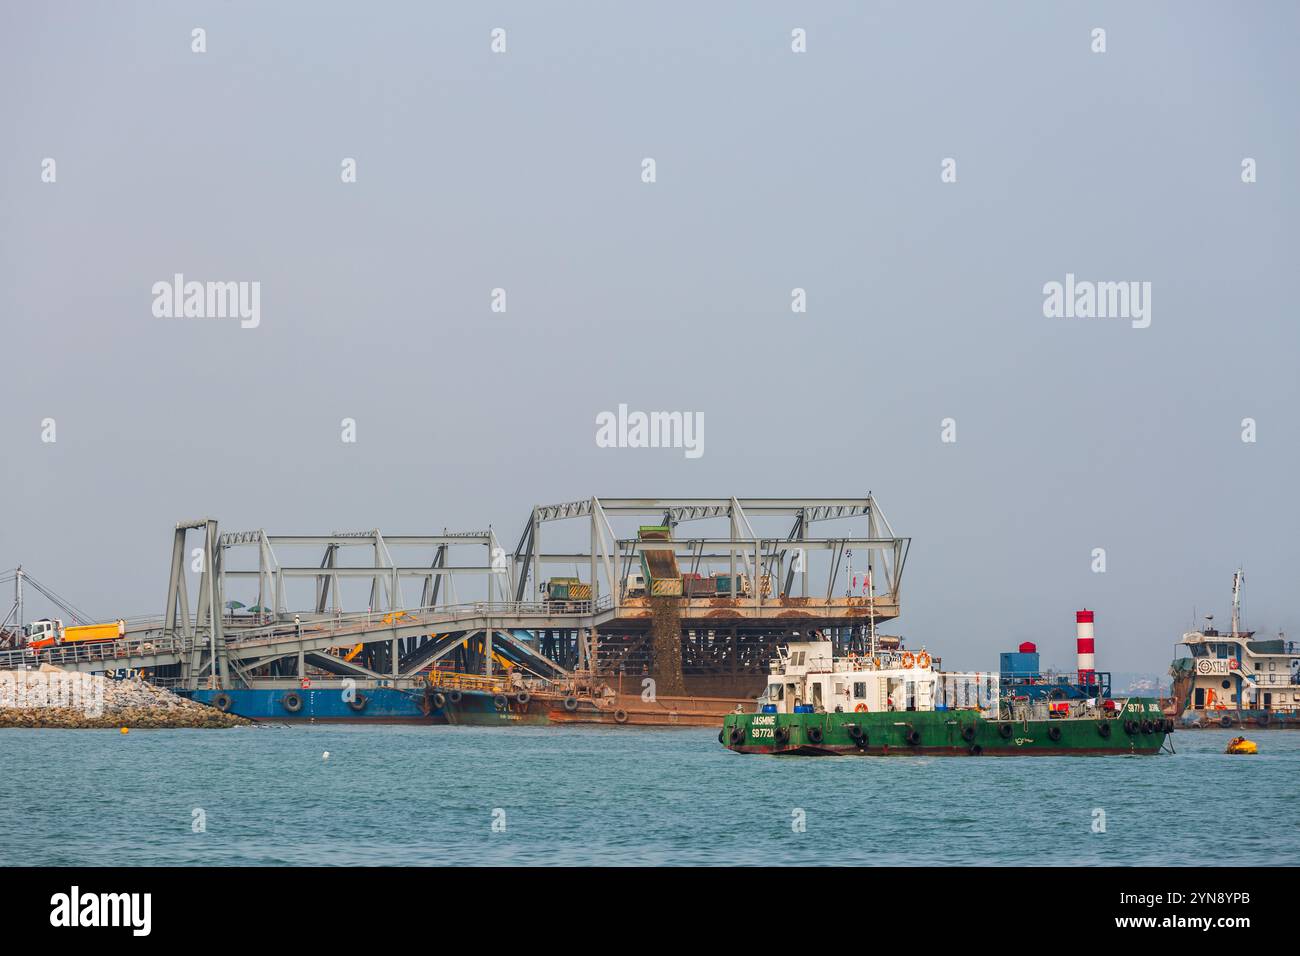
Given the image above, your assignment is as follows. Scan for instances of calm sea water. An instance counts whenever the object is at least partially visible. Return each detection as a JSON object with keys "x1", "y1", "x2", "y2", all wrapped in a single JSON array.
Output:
[{"x1": 1, "y1": 724, "x2": 1294, "y2": 866}]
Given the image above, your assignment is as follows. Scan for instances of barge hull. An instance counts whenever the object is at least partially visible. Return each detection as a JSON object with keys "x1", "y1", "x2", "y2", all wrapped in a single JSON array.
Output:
[{"x1": 185, "y1": 687, "x2": 446, "y2": 722}]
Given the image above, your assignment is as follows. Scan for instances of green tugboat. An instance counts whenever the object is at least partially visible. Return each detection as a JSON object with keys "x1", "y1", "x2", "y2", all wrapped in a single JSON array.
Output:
[{"x1": 720, "y1": 639, "x2": 1172, "y2": 756}]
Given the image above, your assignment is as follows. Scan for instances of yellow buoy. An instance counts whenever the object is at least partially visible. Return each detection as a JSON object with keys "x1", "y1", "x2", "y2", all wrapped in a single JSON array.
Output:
[
  {"x1": 120, "y1": 727, "x2": 129, "y2": 734},
  {"x1": 1225, "y1": 736, "x2": 1257, "y2": 755}
]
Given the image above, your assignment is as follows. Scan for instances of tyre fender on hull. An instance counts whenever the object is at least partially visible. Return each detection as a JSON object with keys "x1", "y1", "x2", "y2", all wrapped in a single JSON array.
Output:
[
  {"x1": 729, "y1": 726, "x2": 745, "y2": 745},
  {"x1": 212, "y1": 692, "x2": 233, "y2": 713},
  {"x1": 347, "y1": 694, "x2": 367, "y2": 713},
  {"x1": 1047, "y1": 725, "x2": 1062, "y2": 742},
  {"x1": 806, "y1": 725, "x2": 824, "y2": 745},
  {"x1": 281, "y1": 691, "x2": 303, "y2": 714}
]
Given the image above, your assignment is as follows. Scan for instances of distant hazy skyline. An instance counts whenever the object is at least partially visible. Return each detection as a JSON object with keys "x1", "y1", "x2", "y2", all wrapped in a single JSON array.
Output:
[{"x1": 2, "y1": 2, "x2": 1298, "y2": 672}]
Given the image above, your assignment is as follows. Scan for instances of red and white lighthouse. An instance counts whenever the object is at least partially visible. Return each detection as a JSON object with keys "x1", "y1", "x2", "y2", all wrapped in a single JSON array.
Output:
[{"x1": 1076, "y1": 610, "x2": 1096, "y2": 687}]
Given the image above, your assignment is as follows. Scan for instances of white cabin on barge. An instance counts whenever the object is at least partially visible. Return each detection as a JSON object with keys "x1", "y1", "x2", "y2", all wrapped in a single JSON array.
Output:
[{"x1": 762, "y1": 641, "x2": 998, "y2": 715}]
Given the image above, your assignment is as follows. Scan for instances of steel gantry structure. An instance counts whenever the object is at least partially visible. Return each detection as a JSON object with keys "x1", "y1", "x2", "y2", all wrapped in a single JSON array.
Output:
[{"x1": 4, "y1": 495, "x2": 909, "y2": 696}]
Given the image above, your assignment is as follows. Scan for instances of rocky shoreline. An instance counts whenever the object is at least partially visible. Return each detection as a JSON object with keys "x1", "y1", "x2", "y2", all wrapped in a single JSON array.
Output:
[{"x1": 0, "y1": 668, "x2": 250, "y2": 729}]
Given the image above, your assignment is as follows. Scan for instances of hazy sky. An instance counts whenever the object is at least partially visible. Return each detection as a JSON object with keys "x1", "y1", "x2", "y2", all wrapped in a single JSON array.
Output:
[{"x1": 2, "y1": 1, "x2": 1297, "y2": 673}]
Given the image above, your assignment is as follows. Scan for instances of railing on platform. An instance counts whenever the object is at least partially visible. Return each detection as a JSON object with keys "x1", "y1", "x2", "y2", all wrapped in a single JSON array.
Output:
[{"x1": 0, "y1": 595, "x2": 620, "y2": 671}]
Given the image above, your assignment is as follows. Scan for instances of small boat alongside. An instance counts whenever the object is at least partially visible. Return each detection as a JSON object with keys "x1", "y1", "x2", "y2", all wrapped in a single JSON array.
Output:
[{"x1": 720, "y1": 638, "x2": 1171, "y2": 757}]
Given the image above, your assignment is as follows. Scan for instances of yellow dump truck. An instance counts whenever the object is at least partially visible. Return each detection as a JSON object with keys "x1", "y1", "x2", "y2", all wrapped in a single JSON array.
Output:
[{"x1": 25, "y1": 618, "x2": 126, "y2": 650}]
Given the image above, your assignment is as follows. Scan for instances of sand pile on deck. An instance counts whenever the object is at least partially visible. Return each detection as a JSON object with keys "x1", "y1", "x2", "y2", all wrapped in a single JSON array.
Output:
[{"x1": 0, "y1": 669, "x2": 248, "y2": 728}]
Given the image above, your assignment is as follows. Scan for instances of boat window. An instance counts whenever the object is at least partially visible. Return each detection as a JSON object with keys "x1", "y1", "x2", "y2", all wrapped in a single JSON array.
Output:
[
  {"x1": 769, "y1": 684, "x2": 784, "y2": 700},
  {"x1": 853, "y1": 682, "x2": 866, "y2": 699}
]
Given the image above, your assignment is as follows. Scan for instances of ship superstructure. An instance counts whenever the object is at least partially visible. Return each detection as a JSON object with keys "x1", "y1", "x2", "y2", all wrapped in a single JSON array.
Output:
[{"x1": 1172, "y1": 571, "x2": 1300, "y2": 727}]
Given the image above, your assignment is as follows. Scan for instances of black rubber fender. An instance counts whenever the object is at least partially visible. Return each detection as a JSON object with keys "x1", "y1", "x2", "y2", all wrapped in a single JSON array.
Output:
[
  {"x1": 1097, "y1": 721, "x2": 1112, "y2": 738},
  {"x1": 212, "y1": 692, "x2": 233, "y2": 713},
  {"x1": 904, "y1": 726, "x2": 921, "y2": 746},
  {"x1": 969, "y1": 744, "x2": 983, "y2": 756},
  {"x1": 347, "y1": 694, "x2": 367, "y2": 712},
  {"x1": 773, "y1": 726, "x2": 791, "y2": 746},
  {"x1": 998, "y1": 723, "x2": 1013, "y2": 739},
  {"x1": 1047, "y1": 725, "x2": 1062, "y2": 742},
  {"x1": 961, "y1": 725, "x2": 977, "y2": 743},
  {"x1": 281, "y1": 691, "x2": 303, "y2": 714},
  {"x1": 447, "y1": 690, "x2": 463, "y2": 705},
  {"x1": 728, "y1": 726, "x2": 745, "y2": 745},
  {"x1": 1220, "y1": 714, "x2": 1232, "y2": 728},
  {"x1": 1257, "y1": 712, "x2": 1271, "y2": 727},
  {"x1": 717, "y1": 728, "x2": 725, "y2": 745},
  {"x1": 493, "y1": 693, "x2": 508, "y2": 710},
  {"x1": 562, "y1": 696, "x2": 579, "y2": 712},
  {"x1": 1140, "y1": 720, "x2": 1154, "y2": 734},
  {"x1": 806, "y1": 725, "x2": 824, "y2": 745},
  {"x1": 514, "y1": 691, "x2": 531, "y2": 706},
  {"x1": 431, "y1": 692, "x2": 447, "y2": 710},
  {"x1": 613, "y1": 709, "x2": 629, "y2": 724},
  {"x1": 1124, "y1": 720, "x2": 1139, "y2": 734}
]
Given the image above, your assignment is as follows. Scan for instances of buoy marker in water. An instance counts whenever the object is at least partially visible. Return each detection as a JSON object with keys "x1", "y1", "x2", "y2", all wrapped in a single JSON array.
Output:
[
  {"x1": 120, "y1": 727, "x2": 129, "y2": 734},
  {"x1": 322, "y1": 751, "x2": 330, "y2": 761}
]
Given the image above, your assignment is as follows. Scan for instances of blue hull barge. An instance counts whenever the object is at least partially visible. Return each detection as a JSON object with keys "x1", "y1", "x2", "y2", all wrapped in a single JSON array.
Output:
[{"x1": 185, "y1": 685, "x2": 447, "y2": 723}]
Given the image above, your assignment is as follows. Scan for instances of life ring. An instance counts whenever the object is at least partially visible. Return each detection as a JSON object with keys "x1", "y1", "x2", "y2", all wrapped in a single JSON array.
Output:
[
  {"x1": 1047, "y1": 725, "x2": 1062, "y2": 742},
  {"x1": 1097, "y1": 722, "x2": 1112, "y2": 738},
  {"x1": 493, "y1": 694, "x2": 509, "y2": 710},
  {"x1": 300, "y1": 677, "x2": 311, "y2": 689},
  {"x1": 613, "y1": 709, "x2": 629, "y2": 724},
  {"x1": 998, "y1": 723, "x2": 1013, "y2": 739},
  {"x1": 347, "y1": 694, "x2": 367, "y2": 713},
  {"x1": 514, "y1": 691, "x2": 531, "y2": 706},
  {"x1": 904, "y1": 726, "x2": 921, "y2": 746},
  {"x1": 728, "y1": 726, "x2": 745, "y2": 745},
  {"x1": 961, "y1": 725, "x2": 977, "y2": 743},
  {"x1": 447, "y1": 690, "x2": 463, "y2": 704},
  {"x1": 281, "y1": 691, "x2": 303, "y2": 713},
  {"x1": 212, "y1": 692, "x2": 233, "y2": 713},
  {"x1": 807, "y1": 725, "x2": 825, "y2": 744},
  {"x1": 901, "y1": 652, "x2": 916, "y2": 669},
  {"x1": 562, "y1": 696, "x2": 579, "y2": 712},
  {"x1": 854, "y1": 703, "x2": 869, "y2": 713},
  {"x1": 916, "y1": 651, "x2": 932, "y2": 669}
]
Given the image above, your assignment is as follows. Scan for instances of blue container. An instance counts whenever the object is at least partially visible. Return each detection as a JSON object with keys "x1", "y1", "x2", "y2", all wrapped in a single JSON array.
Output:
[
  {"x1": 761, "y1": 704, "x2": 777, "y2": 714},
  {"x1": 794, "y1": 704, "x2": 815, "y2": 714}
]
